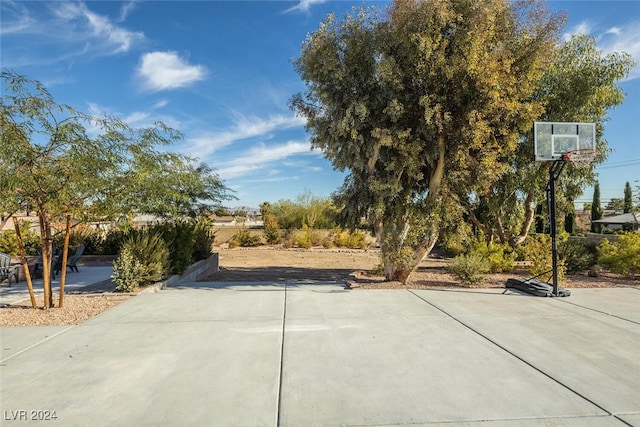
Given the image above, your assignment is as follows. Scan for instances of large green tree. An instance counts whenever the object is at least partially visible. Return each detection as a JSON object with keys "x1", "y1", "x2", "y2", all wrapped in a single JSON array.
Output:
[
  {"x1": 0, "y1": 71, "x2": 232, "y2": 308},
  {"x1": 466, "y1": 34, "x2": 634, "y2": 246},
  {"x1": 292, "y1": 0, "x2": 562, "y2": 282}
]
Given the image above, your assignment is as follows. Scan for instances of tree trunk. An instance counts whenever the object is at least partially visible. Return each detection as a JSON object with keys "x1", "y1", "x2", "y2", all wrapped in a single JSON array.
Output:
[
  {"x1": 12, "y1": 217, "x2": 37, "y2": 309},
  {"x1": 511, "y1": 192, "x2": 536, "y2": 247},
  {"x1": 38, "y1": 209, "x2": 54, "y2": 309},
  {"x1": 59, "y1": 214, "x2": 71, "y2": 308}
]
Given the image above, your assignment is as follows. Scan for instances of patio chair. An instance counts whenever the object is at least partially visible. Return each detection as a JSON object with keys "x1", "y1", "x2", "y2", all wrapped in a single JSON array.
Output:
[
  {"x1": 1, "y1": 252, "x2": 19, "y2": 286},
  {"x1": 54, "y1": 244, "x2": 85, "y2": 275}
]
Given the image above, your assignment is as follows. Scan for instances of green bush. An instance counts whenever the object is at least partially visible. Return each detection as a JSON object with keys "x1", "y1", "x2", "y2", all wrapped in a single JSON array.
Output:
[
  {"x1": 516, "y1": 234, "x2": 566, "y2": 281},
  {"x1": 150, "y1": 220, "x2": 195, "y2": 275},
  {"x1": 112, "y1": 231, "x2": 170, "y2": 292},
  {"x1": 448, "y1": 254, "x2": 490, "y2": 285},
  {"x1": 0, "y1": 224, "x2": 40, "y2": 256},
  {"x1": 232, "y1": 227, "x2": 261, "y2": 247},
  {"x1": 471, "y1": 241, "x2": 515, "y2": 273},
  {"x1": 559, "y1": 239, "x2": 597, "y2": 274},
  {"x1": 112, "y1": 248, "x2": 146, "y2": 292},
  {"x1": 102, "y1": 229, "x2": 132, "y2": 255},
  {"x1": 192, "y1": 216, "x2": 215, "y2": 261},
  {"x1": 598, "y1": 233, "x2": 640, "y2": 276},
  {"x1": 263, "y1": 214, "x2": 281, "y2": 244}
]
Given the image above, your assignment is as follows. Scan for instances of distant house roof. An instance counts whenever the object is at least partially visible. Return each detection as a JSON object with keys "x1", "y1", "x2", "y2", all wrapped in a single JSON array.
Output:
[{"x1": 592, "y1": 212, "x2": 639, "y2": 225}]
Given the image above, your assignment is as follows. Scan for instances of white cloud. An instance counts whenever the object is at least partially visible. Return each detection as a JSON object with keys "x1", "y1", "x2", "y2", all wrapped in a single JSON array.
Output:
[
  {"x1": 283, "y1": 0, "x2": 326, "y2": 14},
  {"x1": 152, "y1": 99, "x2": 169, "y2": 109},
  {"x1": 563, "y1": 21, "x2": 593, "y2": 41},
  {"x1": 0, "y1": 1, "x2": 144, "y2": 66},
  {"x1": 0, "y1": 1, "x2": 32, "y2": 35},
  {"x1": 52, "y1": 2, "x2": 143, "y2": 54},
  {"x1": 118, "y1": 1, "x2": 138, "y2": 23},
  {"x1": 217, "y1": 140, "x2": 316, "y2": 179},
  {"x1": 184, "y1": 114, "x2": 306, "y2": 157},
  {"x1": 137, "y1": 51, "x2": 207, "y2": 92}
]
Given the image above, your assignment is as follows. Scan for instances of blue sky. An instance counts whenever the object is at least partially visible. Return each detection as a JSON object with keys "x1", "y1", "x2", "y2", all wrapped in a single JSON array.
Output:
[{"x1": 1, "y1": 1, "x2": 638, "y2": 210}]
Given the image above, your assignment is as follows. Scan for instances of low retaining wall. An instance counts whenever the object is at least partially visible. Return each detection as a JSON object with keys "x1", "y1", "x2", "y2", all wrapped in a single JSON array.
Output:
[{"x1": 146, "y1": 253, "x2": 219, "y2": 292}]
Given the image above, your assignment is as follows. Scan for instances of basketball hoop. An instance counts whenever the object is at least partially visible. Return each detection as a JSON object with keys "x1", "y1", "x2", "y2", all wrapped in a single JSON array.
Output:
[{"x1": 562, "y1": 148, "x2": 596, "y2": 169}]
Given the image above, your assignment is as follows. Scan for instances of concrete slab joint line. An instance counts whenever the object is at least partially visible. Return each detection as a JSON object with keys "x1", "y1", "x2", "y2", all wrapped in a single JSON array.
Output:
[
  {"x1": 275, "y1": 280, "x2": 288, "y2": 427},
  {"x1": 405, "y1": 289, "x2": 628, "y2": 423}
]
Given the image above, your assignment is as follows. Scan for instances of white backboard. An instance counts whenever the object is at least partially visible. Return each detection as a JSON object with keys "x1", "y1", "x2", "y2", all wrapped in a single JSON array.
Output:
[{"x1": 534, "y1": 122, "x2": 595, "y2": 161}]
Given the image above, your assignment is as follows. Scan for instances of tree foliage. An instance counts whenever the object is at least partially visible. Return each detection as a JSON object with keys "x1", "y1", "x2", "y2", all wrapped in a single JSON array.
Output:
[
  {"x1": 591, "y1": 182, "x2": 603, "y2": 232},
  {"x1": 465, "y1": 34, "x2": 634, "y2": 246},
  {"x1": 292, "y1": 0, "x2": 563, "y2": 282},
  {"x1": 0, "y1": 70, "x2": 232, "y2": 308},
  {"x1": 623, "y1": 181, "x2": 633, "y2": 213}
]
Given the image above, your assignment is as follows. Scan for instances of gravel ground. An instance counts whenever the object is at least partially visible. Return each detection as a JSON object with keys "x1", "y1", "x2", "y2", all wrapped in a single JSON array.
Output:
[
  {"x1": 2, "y1": 246, "x2": 636, "y2": 327},
  {"x1": 0, "y1": 294, "x2": 132, "y2": 327}
]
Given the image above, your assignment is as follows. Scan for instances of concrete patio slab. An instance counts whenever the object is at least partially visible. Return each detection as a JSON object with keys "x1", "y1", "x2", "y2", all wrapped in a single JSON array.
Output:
[
  {"x1": 278, "y1": 289, "x2": 609, "y2": 426},
  {"x1": 1, "y1": 283, "x2": 637, "y2": 426},
  {"x1": 1, "y1": 288, "x2": 284, "y2": 427},
  {"x1": 411, "y1": 288, "x2": 640, "y2": 416}
]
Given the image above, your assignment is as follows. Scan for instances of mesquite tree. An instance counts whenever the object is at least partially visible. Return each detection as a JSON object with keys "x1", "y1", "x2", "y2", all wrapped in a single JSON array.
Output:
[{"x1": 292, "y1": 0, "x2": 562, "y2": 282}]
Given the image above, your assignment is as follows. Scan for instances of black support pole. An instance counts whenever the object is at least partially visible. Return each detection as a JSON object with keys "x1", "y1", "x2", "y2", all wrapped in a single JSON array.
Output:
[{"x1": 547, "y1": 161, "x2": 566, "y2": 297}]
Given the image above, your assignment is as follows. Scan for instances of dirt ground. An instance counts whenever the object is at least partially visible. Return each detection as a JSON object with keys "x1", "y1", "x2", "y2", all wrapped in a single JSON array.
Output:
[
  {"x1": 207, "y1": 246, "x2": 638, "y2": 290},
  {"x1": 2, "y1": 246, "x2": 636, "y2": 327}
]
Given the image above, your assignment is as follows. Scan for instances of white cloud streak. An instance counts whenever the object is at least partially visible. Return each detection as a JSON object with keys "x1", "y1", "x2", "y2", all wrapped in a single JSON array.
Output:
[
  {"x1": 52, "y1": 2, "x2": 143, "y2": 54},
  {"x1": 217, "y1": 140, "x2": 316, "y2": 179},
  {"x1": 185, "y1": 114, "x2": 306, "y2": 157},
  {"x1": 0, "y1": 1, "x2": 144, "y2": 66},
  {"x1": 283, "y1": 0, "x2": 326, "y2": 14},
  {"x1": 137, "y1": 51, "x2": 207, "y2": 92}
]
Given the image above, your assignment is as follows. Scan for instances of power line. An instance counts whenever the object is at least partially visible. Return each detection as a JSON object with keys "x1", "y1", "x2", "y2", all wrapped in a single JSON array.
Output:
[{"x1": 596, "y1": 159, "x2": 640, "y2": 170}]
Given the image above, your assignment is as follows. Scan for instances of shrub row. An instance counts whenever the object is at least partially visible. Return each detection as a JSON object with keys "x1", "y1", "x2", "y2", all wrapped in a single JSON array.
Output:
[{"x1": 448, "y1": 232, "x2": 640, "y2": 285}]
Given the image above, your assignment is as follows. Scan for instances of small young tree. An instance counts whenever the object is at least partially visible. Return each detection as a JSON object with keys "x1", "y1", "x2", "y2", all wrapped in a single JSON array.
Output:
[
  {"x1": 590, "y1": 182, "x2": 603, "y2": 232},
  {"x1": 623, "y1": 181, "x2": 633, "y2": 213},
  {"x1": 1, "y1": 71, "x2": 232, "y2": 308}
]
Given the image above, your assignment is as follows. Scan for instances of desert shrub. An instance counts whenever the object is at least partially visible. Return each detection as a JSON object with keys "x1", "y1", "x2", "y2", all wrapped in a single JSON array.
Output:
[
  {"x1": 232, "y1": 227, "x2": 261, "y2": 247},
  {"x1": 333, "y1": 228, "x2": 368, "y2": 249},
  {"x1": 516, "y1": 234, "x2": 566, "y2": 281},
  {"x1": 0, "y1": 224, "x2": 40, "y2": 256},
  {"x1": 559, "y1": 239, "x2": 597, "y2": 273},
  {"x1": 192, "y1": 217, "x2": 215, "y2": 261},
  {"x1": 470, "y1": 241, "x2": 515, "y2": 273},
  {"x1": 322, "y1": 236, "x2": 335, "y2": 248},
  {"x1": 112, "y1": 248, "x2": 146, "y2": 292},
  {"x1": 112, "y1": 231, "x2": 170, "y2": 291},
  {"x1": 294, "y1": 225, "x2": 314, "y2": 249},
  {"x1": 263, "y1": 214, "x2": 281, "y2": 244},
  {"x1": 448, "y1": 254, "x2": 490, "y2": 285},
  {"x1": 102, "y1": 229, "x2": 132, "y2": 255},
  {"x1": 150, "y1": 220, "x2": 195, "y2": 275},
  {"x1": 597, "y1": 233, "x2": 640, "y2": 276}
]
